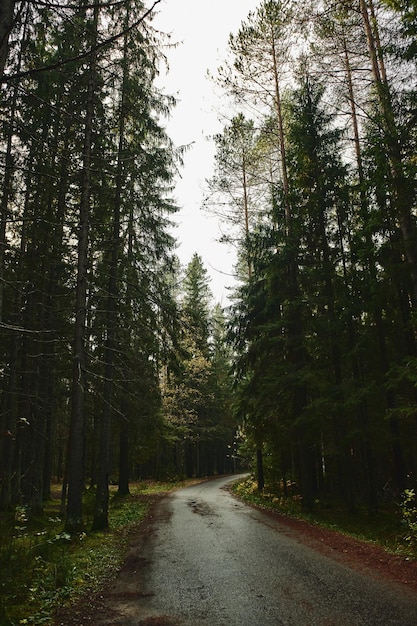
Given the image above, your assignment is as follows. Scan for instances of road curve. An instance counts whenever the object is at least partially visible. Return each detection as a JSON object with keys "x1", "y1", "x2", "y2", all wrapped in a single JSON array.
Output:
[{"x1": 136, "y1": 474, "x2": 417, "y2": 625}]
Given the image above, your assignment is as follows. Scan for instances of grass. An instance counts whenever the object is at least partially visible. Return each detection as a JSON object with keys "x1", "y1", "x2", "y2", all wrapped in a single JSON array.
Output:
[
  {"x1": 0, "y1": 479, "x2": 194, "y2": 626},
  {"x1": 231, "y1": 476, "x2": 417, "y2": 560}
]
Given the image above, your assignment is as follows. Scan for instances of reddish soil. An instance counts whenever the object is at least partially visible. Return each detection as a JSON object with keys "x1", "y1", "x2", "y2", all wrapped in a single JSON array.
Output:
[
  {"x1": 258, "y1": 506, "x2": 417, "y2": 590},
  {"x1": 53, "y1": 493, "x2": 417, "y2": 626}
]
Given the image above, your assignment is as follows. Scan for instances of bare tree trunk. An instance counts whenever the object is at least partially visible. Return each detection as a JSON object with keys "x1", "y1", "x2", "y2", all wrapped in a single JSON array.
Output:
[
  {"x1": 92, "y1": 19, "x2": 128, "y2": 529},
  {"x1": 0, "y1": 90, "x2": 19, "y2": 510},
  {"x1": 117, "y1": 202, "x2": 135, "y2": 496},
  {"x1": 65, "y1": 5, "x2": 98, "y2": 533},
  {"x1": 118, "y1": 415, "x2": 130, "y2": 496},
  {"x1": 0, "y1": 11, "x2": 31, "y2": 509},
  {"x1": 0, "y1": 0, "x2": 24, "y2": 321},
  {"x1": 91, "y1": 164, "x2": 121, "y2": 529},
  {"x1": 0, "y1": 124, "x2": 12, "y2": 324}
]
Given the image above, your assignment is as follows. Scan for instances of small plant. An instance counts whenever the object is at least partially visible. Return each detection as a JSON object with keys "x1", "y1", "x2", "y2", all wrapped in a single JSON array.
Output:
[
  {"x1": 401, "y1": 488, "x2": 417, "y2": 545},
  {"x1": 233, "y1": 477, "x2": 304, "y2": 517}
]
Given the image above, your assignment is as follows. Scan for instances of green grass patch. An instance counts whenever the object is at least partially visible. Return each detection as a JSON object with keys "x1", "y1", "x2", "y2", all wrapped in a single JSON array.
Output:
[
  {"x1": 232, "y1": 476, "x2": 417, "y2": 560},
  {"x1": 0, "y1": 480, "x2": 192, "y2": 625}
]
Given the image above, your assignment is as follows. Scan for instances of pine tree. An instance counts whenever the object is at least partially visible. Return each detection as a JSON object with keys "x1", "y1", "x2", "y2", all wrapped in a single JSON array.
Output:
[
  {"x1": 182, "y1": 254, "x2": 212, "y2": 356},
  {"x1": 204, "y1": 114, "x2": 262, "y2": 268}
]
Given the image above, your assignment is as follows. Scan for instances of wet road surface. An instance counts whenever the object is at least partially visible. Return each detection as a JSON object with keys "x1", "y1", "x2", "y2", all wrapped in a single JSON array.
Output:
[{"x1": 136, "y1": 474, "x2": 417, "y2": 625}]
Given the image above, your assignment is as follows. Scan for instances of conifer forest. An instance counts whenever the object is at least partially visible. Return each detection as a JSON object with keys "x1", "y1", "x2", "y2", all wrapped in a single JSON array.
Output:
[{"x1": 1, "y1": 0, "x2": 417, "y2": 535}]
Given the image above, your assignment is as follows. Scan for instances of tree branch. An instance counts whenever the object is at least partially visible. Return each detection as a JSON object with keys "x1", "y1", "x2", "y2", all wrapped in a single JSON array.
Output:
[
  {"x1": 33, "y1": 0, "x2": 128, "y2": 9},
  {"x1": 2, "y1": 0, "x2": 162, "y2": 83}
]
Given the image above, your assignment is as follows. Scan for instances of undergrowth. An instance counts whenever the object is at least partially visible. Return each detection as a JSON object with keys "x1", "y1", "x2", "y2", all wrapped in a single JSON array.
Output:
[
  {"x1": 0, "y1": 480, "x2": 188, "y2": 626},
  {"x1": 232, "y1": 476, "x2": 417, "y2": 560}
]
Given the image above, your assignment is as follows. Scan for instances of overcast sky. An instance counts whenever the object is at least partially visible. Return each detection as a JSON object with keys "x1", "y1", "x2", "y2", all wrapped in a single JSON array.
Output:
[{"x1": 153, "y1": 0, "x2": 261, "y2": 305}]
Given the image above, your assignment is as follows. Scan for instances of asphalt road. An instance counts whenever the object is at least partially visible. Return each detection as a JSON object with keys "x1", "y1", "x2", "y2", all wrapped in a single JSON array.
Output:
[{"x1": 136, "y1": 474, "x2": 417, "y2": 625}]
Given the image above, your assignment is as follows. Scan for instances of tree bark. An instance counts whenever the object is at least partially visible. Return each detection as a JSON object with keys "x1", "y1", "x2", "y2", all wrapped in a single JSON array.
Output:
[
  {"x1": 92, "y1": 19, "x2": 127, "y2": 530},
  {"x1": 256, "y1": 447, "x2": 264, "y2": 491},
  {"x1": 65, "y1": 5, "x2": 98, "y2": 533},
  {"x1": 118, "y1": 416, "x2": 130, "y2": 496},
  {"x1": 0, "y1": 88, "x2": 19, "y2": 510}
]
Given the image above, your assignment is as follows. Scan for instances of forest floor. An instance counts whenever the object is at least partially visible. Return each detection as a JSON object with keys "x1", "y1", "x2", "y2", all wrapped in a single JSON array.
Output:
[{"x1": 53, "y1": 483, "x2": 417, "y2": 626}]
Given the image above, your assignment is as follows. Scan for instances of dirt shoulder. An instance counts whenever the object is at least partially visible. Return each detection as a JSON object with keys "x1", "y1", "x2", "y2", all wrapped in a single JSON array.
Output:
[
  {"x1": 258, "y1": 506, "x2": 417, "y2": 591},
  {"x1": 53, "y1": 494, "x2": 168, "y2": 626}
]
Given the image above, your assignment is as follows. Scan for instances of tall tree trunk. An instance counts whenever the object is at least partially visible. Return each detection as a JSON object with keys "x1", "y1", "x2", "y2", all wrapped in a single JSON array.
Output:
[
  {"x1": 118, "y1": 415, "x2": 130, "y2": 496},
  {"x1": 65, "y1": 5, "x2": 98, "y2": 533},
  {"x1": 117, "y1": 201, "x2": 135, "y2": 496},
  {"x1": 0, "y1": 114, "x2": 12, "y2": 324},
  {"x1": 42, "y1": 125, "x2": 71, "y2": 500},
  {"x1": 91, "y1": 172, "x2": 121, "y2": 529},
  {"x1": 270, "y1": 31, "x2": 289, "y2": 208},
  {"x1": 0, "y1": 10, "x2": 31, "y2": 509},
  {"x1": 92, "y1": 21, "x2": 128, "y2": 529},
  {"x1": 119, "y1": 200, "x2": 135, "y2": 495},
  {"x1": 256, "y1": 447, "x2": 265, "y2": 491},
  {"x1": 0, "y1": 89, "x2": 19, "y2": 510}
]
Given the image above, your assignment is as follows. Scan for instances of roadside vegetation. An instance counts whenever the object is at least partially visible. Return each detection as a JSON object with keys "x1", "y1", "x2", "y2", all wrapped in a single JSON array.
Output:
[
  {"x1": 0, "y1": 480, "x2": 193, "y2": 626},
  {"x1": 232, "y1": 476, "x2": 417, "y2": 561}
]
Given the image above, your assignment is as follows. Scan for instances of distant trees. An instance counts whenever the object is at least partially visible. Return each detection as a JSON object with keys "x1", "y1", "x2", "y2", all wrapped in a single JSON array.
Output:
[
  {"x1": 208, "y1": 0, "x2": 417, "y2": 510},
  {"x1": 160, "y1": 254, "x2": 236, "y2": 478}
]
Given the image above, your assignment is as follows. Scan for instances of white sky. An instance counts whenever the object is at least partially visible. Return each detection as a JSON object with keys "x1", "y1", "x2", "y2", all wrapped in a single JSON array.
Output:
[{"x1": 153, "y1": 0, "x2": 261, "y2": 305}]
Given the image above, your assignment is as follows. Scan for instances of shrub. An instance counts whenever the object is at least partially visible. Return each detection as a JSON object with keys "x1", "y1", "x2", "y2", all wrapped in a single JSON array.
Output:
[{"x1": 401, "y1": 488, "x2": 417, "y2": 545}]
